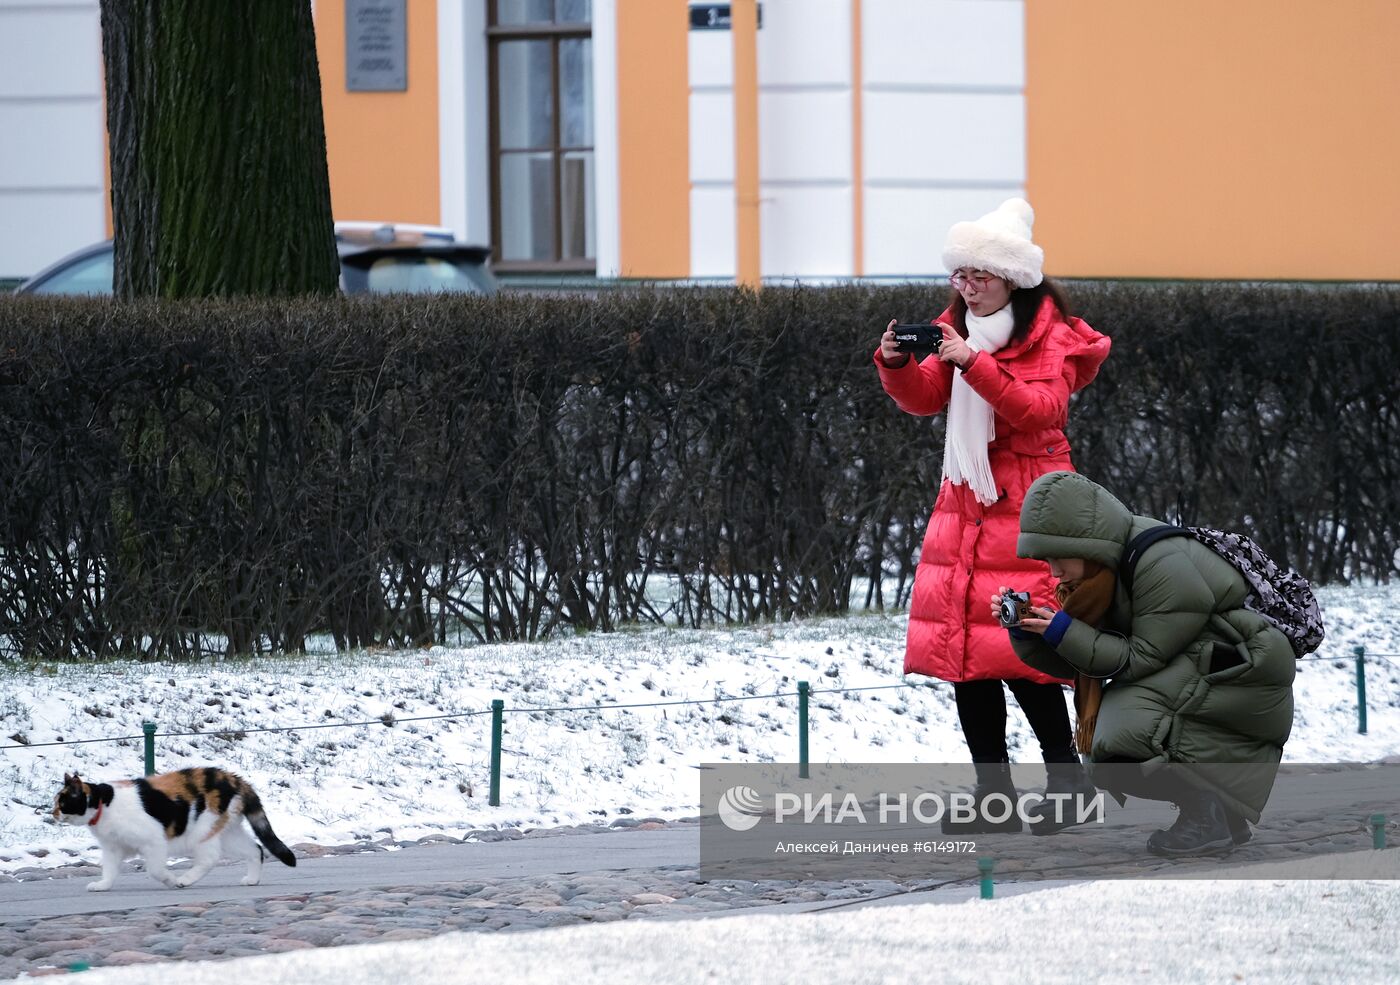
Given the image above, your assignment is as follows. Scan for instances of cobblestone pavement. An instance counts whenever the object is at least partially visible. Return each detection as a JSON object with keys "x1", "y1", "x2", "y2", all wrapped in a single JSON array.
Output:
[
  {"x1": 0, "y1": 869, "x2": 929, "y2": 979},
  {"x1": 2, "y1": 819, "x2": 910, "y2": 979},
  {"x1": 2, "y1": 808, "x2": 1395, "y2": 980},
  {"x1": 0, "y1": 817, "x2": 685, "y2": 885}
]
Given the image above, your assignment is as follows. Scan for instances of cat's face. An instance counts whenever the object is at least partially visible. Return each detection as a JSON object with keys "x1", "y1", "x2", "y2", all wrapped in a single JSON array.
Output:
[{"x1": 52, "y1": 773, "x2": 94, "y2": 825}]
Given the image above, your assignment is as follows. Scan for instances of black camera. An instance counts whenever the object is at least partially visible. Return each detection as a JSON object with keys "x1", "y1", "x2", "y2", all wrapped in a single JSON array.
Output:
[
  {"x1": 891, "y1": 323, "x2": 943, "y2": 356},
  {"x1": 997, "y1": 590, "x2": 1033, "y2": 628}
]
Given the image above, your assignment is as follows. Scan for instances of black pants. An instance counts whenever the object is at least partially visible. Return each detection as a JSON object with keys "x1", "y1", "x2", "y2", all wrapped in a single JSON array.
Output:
[{"x1": 953, "y1": 678, "x2": 1077, "y2": 764}]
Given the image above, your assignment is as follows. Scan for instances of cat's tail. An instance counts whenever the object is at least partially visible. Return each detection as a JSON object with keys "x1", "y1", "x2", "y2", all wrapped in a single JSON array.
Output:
[{"x1": 240, "y1": 786, "x2": 297, "y2": 867}]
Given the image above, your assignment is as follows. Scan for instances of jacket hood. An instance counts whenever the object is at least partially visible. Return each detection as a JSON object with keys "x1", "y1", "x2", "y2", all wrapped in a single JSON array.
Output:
[{"x1": 1016, "y1": 471, "x2": 1135, "y2": 569}]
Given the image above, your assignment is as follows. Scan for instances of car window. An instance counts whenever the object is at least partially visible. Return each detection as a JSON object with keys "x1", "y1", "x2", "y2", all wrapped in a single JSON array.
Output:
[
  {"x1": 360, "y1": 255, "x2": 494, "y2": 294},
  {"x1": 27, "y1": 252, "x2": 114, "y2": 295}
]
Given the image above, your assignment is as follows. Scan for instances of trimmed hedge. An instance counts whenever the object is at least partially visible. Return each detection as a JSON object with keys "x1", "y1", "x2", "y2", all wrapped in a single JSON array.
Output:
[{"x1": 0, "y1": 282, "x2": 1395, "y2": 660}]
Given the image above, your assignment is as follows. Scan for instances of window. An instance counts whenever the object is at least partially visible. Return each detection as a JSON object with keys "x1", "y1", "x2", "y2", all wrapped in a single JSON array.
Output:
[
  {"x1": 489, "y1": 0, "x2": 595, "y2": 270},
  {"x1": 25, "y1": 249, "x2": 114, "y2": 295},
  {"x1": 346, "y1": 254, "x2": 496, "y2": 295}
]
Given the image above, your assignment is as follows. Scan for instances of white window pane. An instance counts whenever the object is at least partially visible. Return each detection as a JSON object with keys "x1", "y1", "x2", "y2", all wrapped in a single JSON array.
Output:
[
  {"x1": 560, "y1": 151, "x2": 594, "y2": 260},
  {"x1": 496, "y1": 0, "x2": 554, "y2": 26},
  {"x1": 364, "y1": 255, "x2": 492, "y2": 294},
  {"x1": 28, "y1": 251, "x2": 113, "y2": 295},
  {"x1": 556, "y1": 0, "x2": 591, "y2": 23},
  {"x1": 500, "y1": 152, "x2": 555, "y2": 261},
  {"x1": 497, "y1": 40, "x2": 553, "y2": 150},
  {"x1": 560, "y1": 37, "x2": 592, "y2": 147}
]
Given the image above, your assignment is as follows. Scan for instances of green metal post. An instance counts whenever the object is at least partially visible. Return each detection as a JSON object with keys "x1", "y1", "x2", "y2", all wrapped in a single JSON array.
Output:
[
  {"x1": 1372, "y1": 813, "x2": 1386, "y2": 850},
  {"x1": 1355, "y1": 646, "x2": 1368, "y2": 735},
  {"x1": 489, "y1": 699, "x2": 504, "y2": 807},
  {"x1": 978, "y1": 857, "x2": 996, "y2": 899},
  {"x1": 798, "y1": 681, "x2": 810, "y2": 779},
  {"x1": 142, "y1": 721, "x2": 156, "y2": 776}
]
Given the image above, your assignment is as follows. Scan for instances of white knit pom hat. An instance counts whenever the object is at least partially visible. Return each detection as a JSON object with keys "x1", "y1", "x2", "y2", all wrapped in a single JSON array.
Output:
[{"x1": 941, "y1": 197, "x2": 1044, "y2": 289}]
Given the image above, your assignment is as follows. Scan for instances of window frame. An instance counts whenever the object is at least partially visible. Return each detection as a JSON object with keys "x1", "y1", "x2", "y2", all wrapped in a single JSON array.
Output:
[{"x1": 487, "y1": 1, "x2": 595, "y2": 272}]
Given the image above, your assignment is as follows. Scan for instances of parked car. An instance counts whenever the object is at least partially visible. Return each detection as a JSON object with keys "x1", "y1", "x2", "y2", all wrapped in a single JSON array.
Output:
[{"x1": 14, "y1": 222, "x2": 497, "y2": 296}]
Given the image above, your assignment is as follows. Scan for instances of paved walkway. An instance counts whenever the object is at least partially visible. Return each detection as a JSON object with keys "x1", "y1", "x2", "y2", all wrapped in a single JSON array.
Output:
[
  {"x1": 0, "y1": 826, "x2": 701, "y2": 922},
  {"x1": 0, "y1": 784, "x2": 1393, "y2": 979},
  {"x1": 3, "y1": 822, "x2": 975, "y2": 978}
]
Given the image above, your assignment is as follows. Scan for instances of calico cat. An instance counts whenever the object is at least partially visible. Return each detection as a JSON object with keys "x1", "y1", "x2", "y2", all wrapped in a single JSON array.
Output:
[{"x1": 52, "y1": 767, "x2": 296, "y2": 891}]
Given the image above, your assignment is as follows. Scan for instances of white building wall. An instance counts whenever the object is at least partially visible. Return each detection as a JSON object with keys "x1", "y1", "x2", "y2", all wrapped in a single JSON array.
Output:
[
  {"x1": 686, "y1": 0, "x2": 1026, "y2": 281},
  {"x1": 589, "y1": 0, "x2": 621, "y2": 278},
  {"x1": 0, "y1": 0, "x2": 107, "y2": 281},
  {"x1": 687, "y1": 21, "x2": 736, "y2": 278},
  {"x1": 437, "y1": 0, "x2": 467, "y2": 240},
  {"x1": 688, "y1": 0, "x2": 855, "y2": 280},
  {"x1": 862, "y1": 0, "x2": 1026, "y2": 277},
  {"x1": 757, "y1": 0, "x2": 853, "y2": 278}
]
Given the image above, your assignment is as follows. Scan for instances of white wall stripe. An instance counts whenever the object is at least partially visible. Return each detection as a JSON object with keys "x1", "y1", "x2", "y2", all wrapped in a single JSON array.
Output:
[
  {"x1": 864, "y1": 83, "x2": 1024, "y2": 95},
  {"x1": 592, "y1": 0, "x2": 620, "y2": 278},
  {"x1": 865, "y1": 178, "x2": 1030, "y2": 190},
  {"x1": 436, "y1": 0, "x2": 468, "y2": 240},
  {"x1": 461, "y1": 1, "x2": 492, "y2": 247}
]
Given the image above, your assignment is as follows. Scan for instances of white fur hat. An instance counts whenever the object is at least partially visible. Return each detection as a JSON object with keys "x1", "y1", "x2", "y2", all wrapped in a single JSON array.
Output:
[{"x1": 941, "y1": 197, "x2": 1044, "y2": 289}]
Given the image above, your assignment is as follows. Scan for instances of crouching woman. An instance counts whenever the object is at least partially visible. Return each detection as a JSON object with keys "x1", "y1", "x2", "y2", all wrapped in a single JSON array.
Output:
[{"x1": 1001, "y1": 471, "x2": 1295, "y2": 856}]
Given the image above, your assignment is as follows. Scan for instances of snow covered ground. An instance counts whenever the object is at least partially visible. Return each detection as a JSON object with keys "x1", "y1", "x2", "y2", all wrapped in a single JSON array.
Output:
[{"x1": 3, "y1": 584, "x2": 1399, "y2": 873}]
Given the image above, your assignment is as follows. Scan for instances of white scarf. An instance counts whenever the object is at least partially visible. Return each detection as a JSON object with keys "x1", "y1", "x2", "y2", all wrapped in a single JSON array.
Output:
[{"x1": 942, "y1": 304, "x2": 1015, "y2": 506}]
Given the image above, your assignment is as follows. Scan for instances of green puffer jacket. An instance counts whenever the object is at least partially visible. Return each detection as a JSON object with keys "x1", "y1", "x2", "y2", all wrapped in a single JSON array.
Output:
[{"x1": 1009, "y1": 471, "x2": 1295, "y2": 818}]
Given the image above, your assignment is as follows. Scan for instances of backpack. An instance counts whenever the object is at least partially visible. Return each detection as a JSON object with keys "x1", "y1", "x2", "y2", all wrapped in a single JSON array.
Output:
[{"x1": 1118, "y1": 525, "x2": 1325, "y2": 657}]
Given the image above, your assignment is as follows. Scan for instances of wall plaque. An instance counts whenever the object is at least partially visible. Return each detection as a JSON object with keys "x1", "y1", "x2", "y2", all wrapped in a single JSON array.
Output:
[{"x1": 346, "y1": 0, "x2": 407, "y2": 92}]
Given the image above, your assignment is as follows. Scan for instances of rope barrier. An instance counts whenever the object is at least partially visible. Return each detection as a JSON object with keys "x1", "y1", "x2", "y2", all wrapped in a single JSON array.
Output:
[
  {"x1": 810, "y1": 682, "x2": 940, "y2": 695},
  {"x1": 153, "y1": 706, "x2": 498, "y2": 739},
  {"x1": 0, "y1": 708, "x2": 497, "y2": 751},
  {"x1": 0, "y1": 679, "x2": 937, "y2": 752},
  {"x1": 3, "y1": 647, "x2": 1393, "y2": 756},
  {"x1": 0, "y1": 733, "x2": 147, "y2": 750},
  {"x1": 1297, "y1": 652, "x2": 1400, "y2": 663},
  {"x1": 501, "y1": 691, "x2": 798, "y2": 714}
]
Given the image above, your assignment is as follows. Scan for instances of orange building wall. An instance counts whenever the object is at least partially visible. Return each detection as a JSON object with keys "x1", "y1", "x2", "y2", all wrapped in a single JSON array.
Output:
[
  {"x1": 1026, "y1": 0, "x2": 1400, "y2": 280},
  {"x1": 313, "y1": 0, "x2": 440, "y2": 226},
  {"x1": 615, "y1": 0, "x2": 689, "y2": 277}
]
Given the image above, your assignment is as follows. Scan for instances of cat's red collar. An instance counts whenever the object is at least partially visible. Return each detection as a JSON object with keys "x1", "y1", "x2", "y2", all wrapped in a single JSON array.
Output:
[{"x1": 88, "y1": 802, "x2": 103, "y2": 826}]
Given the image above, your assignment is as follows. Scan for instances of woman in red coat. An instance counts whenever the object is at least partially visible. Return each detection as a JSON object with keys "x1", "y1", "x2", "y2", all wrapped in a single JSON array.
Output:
[{"x1": 875, "y1": 198, "x2": 1110, "y2": 833}]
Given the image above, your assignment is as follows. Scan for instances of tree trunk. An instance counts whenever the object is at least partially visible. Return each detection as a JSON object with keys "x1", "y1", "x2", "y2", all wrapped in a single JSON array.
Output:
[{"x1": 100, "y1": 2, "x2": 339, "y2": 297}]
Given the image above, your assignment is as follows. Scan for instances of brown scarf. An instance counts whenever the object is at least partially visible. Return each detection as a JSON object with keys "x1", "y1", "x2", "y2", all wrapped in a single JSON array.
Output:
[{"x1": 1054, "y1": 562, "x2": 1117, "y2": 755}]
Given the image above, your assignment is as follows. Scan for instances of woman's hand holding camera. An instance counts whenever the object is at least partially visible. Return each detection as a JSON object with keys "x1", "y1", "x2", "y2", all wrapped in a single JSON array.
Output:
[
  {"x1": 879, "y1": 319, "x2": 910, "y2": 368},
  {"x1": 988, "y1": 586, "x2": 1057, "y2": 635},
  {"x1": 881, "y1": 319, "x2": 972, "y2": 369},
  {"x1": 938, "y1": 323, "x2": 976, "y2": 370}
]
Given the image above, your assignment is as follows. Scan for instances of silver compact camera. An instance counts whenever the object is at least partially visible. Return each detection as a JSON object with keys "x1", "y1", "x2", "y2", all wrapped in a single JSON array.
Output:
[{"x1": 997, "y1": 590, "x2": 1033, "y2": 628}]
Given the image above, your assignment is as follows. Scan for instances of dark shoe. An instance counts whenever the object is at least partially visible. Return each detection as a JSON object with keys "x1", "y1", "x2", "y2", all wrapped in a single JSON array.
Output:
[
  {"x1": 941, "y1": 762, "x2": 1024, "y2": 835},
  {"x1": 1028, "y1": 761, "x2": 1100, "y2": 836},
  {"x1": 1225, "y1": 808, "x2": 1253, "y2": 846},
  {"x1": 1146, "y1": 790, "x2": 1235, "y2": 857}
]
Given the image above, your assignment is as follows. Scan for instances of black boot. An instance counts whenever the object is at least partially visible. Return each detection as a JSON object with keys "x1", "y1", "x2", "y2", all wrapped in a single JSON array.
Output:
[
  {"x1": 1224, "y1": 807, "x2": 1252, "y2": 846},
  {"x1": 1146, "y1": 789, "x2": 1234, "y2": 857},
  {"x1": 941, "y1": 762, "x2": 1024, "y2": 835},
  {"x1": 1028, "y1": 760, "x2": 1100, "y2": 836}
]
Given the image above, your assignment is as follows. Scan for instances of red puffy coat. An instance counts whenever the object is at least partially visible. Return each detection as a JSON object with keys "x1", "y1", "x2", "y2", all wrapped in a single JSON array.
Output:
[{"x1": 876, "y1": 296, "x2": 1110, "y2": 683}]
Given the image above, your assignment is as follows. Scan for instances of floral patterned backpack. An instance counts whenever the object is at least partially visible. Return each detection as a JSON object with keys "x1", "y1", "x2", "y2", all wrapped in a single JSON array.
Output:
[{"x1": 1119, "y1": 525, "x2": 1326, "y2": 657}]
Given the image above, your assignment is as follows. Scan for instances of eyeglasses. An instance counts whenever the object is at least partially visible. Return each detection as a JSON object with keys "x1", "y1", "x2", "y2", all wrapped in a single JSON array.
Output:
[{"x1": 950, "y1": 270, "x2": 996, "y2": 290}]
